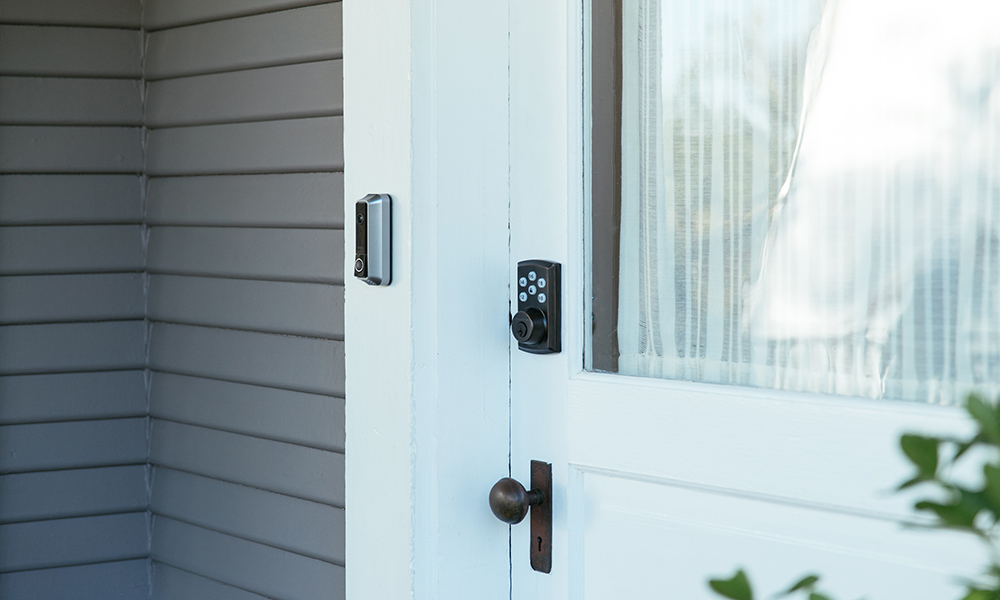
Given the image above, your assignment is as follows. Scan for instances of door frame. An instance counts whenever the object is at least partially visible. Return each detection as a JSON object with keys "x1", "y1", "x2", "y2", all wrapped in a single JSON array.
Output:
[{"x1": 344, "y1": 1, "x2": 513, "y2": 599}]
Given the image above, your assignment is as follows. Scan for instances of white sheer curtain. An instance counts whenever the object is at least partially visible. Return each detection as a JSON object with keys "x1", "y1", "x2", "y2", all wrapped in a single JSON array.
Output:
[{"x1": 615, "y1": 0, "x2": 1000, "y2": 404}]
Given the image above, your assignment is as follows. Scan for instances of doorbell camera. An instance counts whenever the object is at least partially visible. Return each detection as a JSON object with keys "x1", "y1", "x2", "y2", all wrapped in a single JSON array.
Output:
[{"x1": 355, "y1": 194, "x2": 391, "y2": 286}]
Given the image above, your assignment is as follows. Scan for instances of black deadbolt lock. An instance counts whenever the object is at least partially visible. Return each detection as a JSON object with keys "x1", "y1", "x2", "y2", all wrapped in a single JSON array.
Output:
[{"x1": 512, "y1": 260, "x2": 560, "y2": 354}]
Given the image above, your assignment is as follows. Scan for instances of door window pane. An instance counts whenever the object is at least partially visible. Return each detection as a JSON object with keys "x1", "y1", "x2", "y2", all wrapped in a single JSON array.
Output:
[{"x1": 587, "y1": 0, "x2": 1000, "y2": 404}]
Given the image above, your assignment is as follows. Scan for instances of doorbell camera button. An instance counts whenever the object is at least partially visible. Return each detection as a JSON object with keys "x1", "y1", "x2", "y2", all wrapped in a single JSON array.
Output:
[{"x1": 354, "y1": 258, "x2": 365, "y2": 273}]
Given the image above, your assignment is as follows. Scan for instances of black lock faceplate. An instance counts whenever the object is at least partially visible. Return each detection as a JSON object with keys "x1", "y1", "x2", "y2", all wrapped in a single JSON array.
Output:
[{"x1": 513, "y1": 260, "x2": 560, "y2": 354}]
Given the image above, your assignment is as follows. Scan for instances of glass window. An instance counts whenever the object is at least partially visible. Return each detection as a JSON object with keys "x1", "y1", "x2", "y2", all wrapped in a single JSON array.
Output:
[{"x1": 587, "y1": 0, "x2": 1000, "y2": 405}]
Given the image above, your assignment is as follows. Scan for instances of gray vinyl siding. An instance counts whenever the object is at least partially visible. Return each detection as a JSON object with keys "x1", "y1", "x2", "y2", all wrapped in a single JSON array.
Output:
[
  {"x1": 0, "y1": 2, "x2": 150, "y2": 598},
  {"x1": 142, "y1": 2, "x2": 346, "y2": 599}
]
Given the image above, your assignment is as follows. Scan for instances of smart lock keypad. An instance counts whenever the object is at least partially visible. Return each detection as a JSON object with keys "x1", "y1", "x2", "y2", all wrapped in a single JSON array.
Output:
[{"x1": 511, "y1": 260, "x2": 560, "y2": 354}]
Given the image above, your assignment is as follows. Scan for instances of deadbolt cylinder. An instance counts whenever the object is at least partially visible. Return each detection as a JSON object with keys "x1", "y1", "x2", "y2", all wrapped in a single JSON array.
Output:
[{"x1": 511, "y1": 308, "x2": 546, "y2": 346}]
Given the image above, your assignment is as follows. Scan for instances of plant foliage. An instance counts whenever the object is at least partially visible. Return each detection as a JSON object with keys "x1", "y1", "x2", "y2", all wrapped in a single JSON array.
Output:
[{"x1": 709, "y1": 394, "x2": 1000, "y2": 600}]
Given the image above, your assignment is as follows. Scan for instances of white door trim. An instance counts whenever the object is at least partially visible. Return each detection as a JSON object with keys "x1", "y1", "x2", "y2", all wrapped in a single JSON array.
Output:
[{"x1": 344, "y1": 2, "x2": 512, "y2": 599}]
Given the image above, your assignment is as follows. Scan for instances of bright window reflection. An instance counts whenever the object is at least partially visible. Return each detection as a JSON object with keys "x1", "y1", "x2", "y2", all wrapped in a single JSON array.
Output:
[{"x1": 592, "y1": 0, "x2": 1000, "y2": 404}]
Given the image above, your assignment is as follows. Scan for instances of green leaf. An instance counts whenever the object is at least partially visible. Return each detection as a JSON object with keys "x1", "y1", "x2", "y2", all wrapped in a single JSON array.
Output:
[
  {"x1": 782, "y1": 575, "x2": 820, "y2": 596},
  {"x1": 900, "y1": 435, "x2": 940, "y2": 479},
  {"x1": 960, "y1": 588, "x2": 1000, "y2": 600},
  {"x1": 914, "y1": 488, "x2": 987, "y2": 529},
  {"x1": 983, "y1": 465, "x2": 1000, "y2": 516},
  {"x1": 808, "y1": 593, "x2": 834, "y2": 600},
  {"x1": 709, "y1": 569, "x2": 754, "y2": 600},
  {"x1": 967, "y1": 395, "x2": 1000, "y2": 447}
]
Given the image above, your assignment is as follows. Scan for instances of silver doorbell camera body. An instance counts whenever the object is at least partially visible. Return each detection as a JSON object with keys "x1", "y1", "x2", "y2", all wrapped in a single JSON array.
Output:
[{"x1": 354, "y1": 194, "x2": 391, "y2": 286}]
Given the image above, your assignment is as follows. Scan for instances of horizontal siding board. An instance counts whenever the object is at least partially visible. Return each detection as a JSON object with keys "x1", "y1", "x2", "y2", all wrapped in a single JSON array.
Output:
[
  {"x1": 0, "y1": 418, "x2": 147, "y2": 473},
  {"x1": 0, "y1": 513, "x2": 148, "y2": 572},
  {"x1": 0, "y1": 225, "x2": 144, "y2": 275},
  {"x1": 145, "y1": 4, "x2": 342, "y2": 80},
  {"x1": 0, "y1": 77, "x2": 143, "y2": 126},
  {"x1": 146, "y1": 61, "x2": 342, "y2": 128},
  {"x1": 144, "y1": 0, "x2": 331, "y2": 31},
  {"x1": 0, "y1": 273, "x2": 144, "y2": 324},
  {"x1": 149, "y1": 420, "x2": 343, "y2": 506},
  {"x1": 0, "y1": 321, "x2": 146, "y2": 375},
  {"x1": 0, "y1": 371, "x2": 146, "y2": 424},
  {"x1": 149, "y1": 373, "x2": 343, "y2": 452},
  {"x1": 152, "y1": 517, "x2": 344, "y2": 600},
  {"x1": 0, "y1": 559, "x2": 150, "y2": 600},
  {"x1": 0, "y1": 466, "x2": 147, "y2": 523},
  {"x1": 146, "y1": 117, "x2": 343, "y2": 176},
  {"x1": 146, "y1": 173, "x2": 343, "y2": 228},
  {"x1": 151, "y1": 468, "x2": 344, "y2": 563},
  {"x1": 0, "y1": 126, "x2": 144, "y2": 174},
  {"x1": 148, "y1": 275, "x2": 343, "y2": 340},
  {"x1": 153, "y1": 564, "x2": 270, "y2": 600},
  {"x1": 0, "y1": 175, "x2": 142, "y2": 225},
  {"x1": 146, "y1": 227, "x2": 343, "y2": 284},
  {"x1": 149, "y1": 323, "x2": 344, "y2": 397},
  {"x1": 0, "y1": 26, "x2": 142, "y2": 77},
  {"x1": 0, "y1": 0, "x2": 142, "y2": 27}
]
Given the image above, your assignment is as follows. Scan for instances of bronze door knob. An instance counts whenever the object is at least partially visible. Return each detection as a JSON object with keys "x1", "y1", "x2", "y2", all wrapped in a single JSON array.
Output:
[{"x1": 489, "y1": 477, "x2": 545, "y2": 525}]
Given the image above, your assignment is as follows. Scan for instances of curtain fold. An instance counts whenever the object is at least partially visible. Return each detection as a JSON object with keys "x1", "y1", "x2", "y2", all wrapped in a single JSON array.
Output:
[{"x1": 615, "y1": 0, "x2": 1000, "y2": 404}]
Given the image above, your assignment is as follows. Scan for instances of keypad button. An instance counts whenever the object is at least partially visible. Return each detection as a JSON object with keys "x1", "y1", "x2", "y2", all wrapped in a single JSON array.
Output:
[
  {"x1": 537, "y1": 278, "x2": 546, "y2": 288},
  {"x1": 528, "y1": 271, "x2": 537, "y2": 281},
  {"x1": 519, "y1": 292, "x2": 527, "y2": 302},
  {"x1": 528, "y1": 285, "x2": 536, "y2": 295},
  {"x1": 537, "y1": 293, "x2": 546, "y2": 303},
  {"x1": 519, "y1": 277, "x2": 527, "y2": 287}
]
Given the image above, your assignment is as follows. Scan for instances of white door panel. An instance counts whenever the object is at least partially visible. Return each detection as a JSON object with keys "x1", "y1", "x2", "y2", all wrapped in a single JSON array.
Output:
[{"x1": 507, "y1": 0, "x2": 988, "y2": 598}]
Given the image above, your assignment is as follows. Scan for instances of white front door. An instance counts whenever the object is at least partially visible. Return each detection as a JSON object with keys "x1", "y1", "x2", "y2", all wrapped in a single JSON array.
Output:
[{"x1": 505, "y1": 1, "x2": 993, "y2": 598}]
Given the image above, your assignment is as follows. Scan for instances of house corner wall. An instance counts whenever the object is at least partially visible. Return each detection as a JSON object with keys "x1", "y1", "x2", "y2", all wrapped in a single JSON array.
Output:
[
  {"x1": 141, "y1": 2, "x2": 346, "y2": 599},
  {"x1": 0, "y1": 0, "x2": 151, "y2": 597}
]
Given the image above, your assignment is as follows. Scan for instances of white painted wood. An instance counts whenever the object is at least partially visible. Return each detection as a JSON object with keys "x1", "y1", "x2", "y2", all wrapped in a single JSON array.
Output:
[
  {"x1": 153, "y1": 564, "x2": 271, "y2": 600},
  {"x1": 0, "y1": 559, "x2": 150, "y2": 600},
  {"x1": 0, "y1": 26, "x2": 142, "y2": 78},
  {"x1": 504, "y1": 2, "x2": 988, "y2": 597},
  {"x1": 0, "y1": 321, "x2": 146, "y2": 375},
  {"x1": 146, "y1": 117, "x2": 343, "y2": 176},
  {"x1": 150, "y1": 372, "x2": 344, "y2": 451},
  {"x1": 0, "y1": 513, "x2": 148, "y2": 572},
  {"x1": 0, "y1": 175, "x2": 142, "y2": 225},
  {"x1": 0, "y1": 371, "x2": 146, "y2": 424},
  {"x1": 150, "y1": 420, "x2": 344, "y2": 505},
  {"x1": 144, "y1": 0, "x2": 330, "y2": 31},
  {"x1": 151, "y1": 467, "x2": 344, "y2": 563},
  {"x1": 146, "y1": 173, "x2": 343, "y2": 228},
  {"x1": 0, "y1": 225, "x2": 144, "y2": 274},
  {"x1": 0, "y1": 274, "x2": 144, "y2": 324},
  {"x1": 146, "y1": 61, "x2": 342, "y2": 128},
  {"x1": 0, "y1": 77, "x2": 143, "y2": 126},
  {"x1": 0, "y1": 466, "x2": 147, "y2": 523},
  {"x1": 152, "y1": 516, "x2": 345, "y2": 600},
  {"x1": 145, "y1": 4, "x2": 342, "y2": 80},
  {"x1": 0, "y1": 419, "x2": 147, "y2": 473},
  {"x1": 146, "y1": 227, "x2": 343, "y2": 284},
  {"x1": 0, "y1": 0, "x2": 142, "y2": 27},
  {"x1": 0, "y1": 126, "x2": 144, "y2": 174},
  {"x1": 344, "y1": 1, "x2": 511, "y2": 599}
]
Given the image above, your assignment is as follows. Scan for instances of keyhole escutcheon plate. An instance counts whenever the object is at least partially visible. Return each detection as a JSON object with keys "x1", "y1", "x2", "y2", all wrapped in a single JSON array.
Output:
[{"x1": 530, "y1": 460, "x2": 552, "y2": 573}]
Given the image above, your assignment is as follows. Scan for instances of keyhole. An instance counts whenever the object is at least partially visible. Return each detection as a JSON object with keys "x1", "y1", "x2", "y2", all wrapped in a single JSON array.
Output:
[{"x1": 537, "y1": 536, "x2": 543, "y2": 552}]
